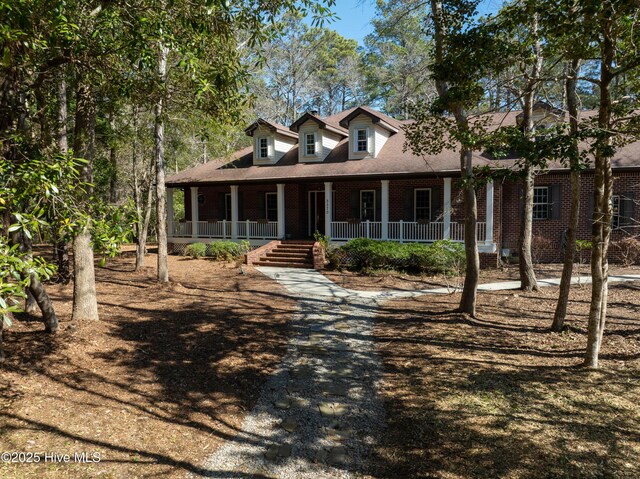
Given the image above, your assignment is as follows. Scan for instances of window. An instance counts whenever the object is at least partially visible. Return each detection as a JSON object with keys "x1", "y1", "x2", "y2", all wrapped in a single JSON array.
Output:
[
  {"x1": 265, "y1": 192, "x2": 278, "y2": 221},
  {"x1": 305, "y1": 132, "x2": 316, "y2": 156},
  {"x1": 612, "y1": 195, "x2": 621, "y2": 229},
  {"x1": 533, "y1": 186, "x2": 550, "y2": 220},
  {"x1": 415, "y1": 189, "x2": 431, "y2": 221},
  {"x1": 258, "y1": 138, "x2": 268, "y2": 159},
  {"x1": 224, "y1": 193, "x2": 231, "y2": 221},
  {"x1": 356, "y1": 128, "x2": 368, "y2": 152},
  {"x1": 360, "y1": 190, "x2": 376, "y2": 221}
]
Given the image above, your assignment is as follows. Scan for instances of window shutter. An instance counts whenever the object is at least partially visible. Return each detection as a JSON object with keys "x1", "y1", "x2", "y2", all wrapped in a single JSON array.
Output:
[
  {"x1": 218, "y1": 192, "x2": 226, "y2": 220},
  {"x1": 404, "y1": 188, "x2": 414, "y2": 221},
  {"x1": 375, "y1": 188, "x2": 382, "y2": 221},
  {"x1": 431, "y1": 186, "x2": 441, "y2": 221},
  {"x1": 586, "y1": 192, "x2": 594, "y2": 230},
  {"x1": 620, "y1": 192, "x2": 636, "y2": 227},
  {"x1": 350, "y1": 190, "x2": 359, "y2": 218},
  {"x1": 550, "y1": 184, "x2": 561, "y2": 220},
  {"x1": 518, "y1": 182, "x2": 524, "y2": 218},
  {"x1": 258, "y1": 192, "x2": 266, "y2": 219},
  {"x1": 237, "y1": 192, "x2": 244, "y2": 221}
]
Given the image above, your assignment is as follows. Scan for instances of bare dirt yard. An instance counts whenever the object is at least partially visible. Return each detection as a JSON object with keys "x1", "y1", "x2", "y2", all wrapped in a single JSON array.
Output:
[
  {"x1": 371, "y1": 272, "x2": 640, "y2": 478},
  {"x1": 0, "y1": 250, "x2": 294, "y2": 478}
]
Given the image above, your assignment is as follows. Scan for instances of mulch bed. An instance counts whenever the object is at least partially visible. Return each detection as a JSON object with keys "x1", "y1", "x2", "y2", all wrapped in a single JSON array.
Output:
[
  {"x1": 372, "y1": 280, "x2": 640, "y2": 478},
  {"x1": 0, "y1": 251, "x2": 294, "y2": 478}
]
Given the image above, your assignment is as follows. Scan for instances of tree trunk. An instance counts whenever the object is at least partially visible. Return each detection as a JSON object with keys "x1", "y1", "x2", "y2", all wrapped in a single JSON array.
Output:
[
  {"x1": 55, "y1": 70, "x2": 71, "y2": 284},
  {"x1": 429, "y1": 0, "x2": 479, "y2": 317},
  {"x1": 109, "y1": 113, "x2": 118, "y2": 203},
  {"x1": 518, "y1": 14, "x2": 542, "y2": 292},
  {"x1": 518, "y1": 164, "x2": 538, "y2": 291},
  {"x1": 459, "y1": 148, "x2": 480, "y2": 317},
  {"x1": 155, "y1": 43, "x2": 169, "y2": 282},
  {"x1": 72, "y1": 227, "x2": 99, "y2": 321},
  {"x1": 72, "y1": 79, "x2": 99, "y2": 321},
  {"x1": 138, "y1": 171, "x2": 154, "y2": 271},
  {"x1": 552, "y1": 59, "x2": 581, "y2": 332},
  {"x1": 584, "y1": 16, "x2": 615, "y2": 368},
  {"x1": 28, "y1": 273, "x2": 58, "y2": 333}
]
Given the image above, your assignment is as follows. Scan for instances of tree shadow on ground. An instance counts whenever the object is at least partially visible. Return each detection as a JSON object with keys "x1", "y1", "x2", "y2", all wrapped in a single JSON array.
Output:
[
  {"x1": 0, "y1": 256, "x2": 299, "y2": 478},
  {"x1": 368, "y1": 288, "x2": 640, "y2": 479}
]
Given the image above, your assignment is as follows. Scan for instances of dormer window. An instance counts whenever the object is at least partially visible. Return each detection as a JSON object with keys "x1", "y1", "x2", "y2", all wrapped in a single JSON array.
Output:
[
  {"x1": 258, "y1": 138, "x2": 269, "y2": 159},
  {"x1": 356, "y1": 128, "x2": 368, "y2": 152},
  {"x1": 305, "y1": 133, "x2": 316, "y2": 156}
]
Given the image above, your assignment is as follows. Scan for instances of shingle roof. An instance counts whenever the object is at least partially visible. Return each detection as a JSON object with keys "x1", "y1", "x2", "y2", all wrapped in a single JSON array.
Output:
[{"x1": 166, "y1": 107, "x2": 640, "y2": 186}]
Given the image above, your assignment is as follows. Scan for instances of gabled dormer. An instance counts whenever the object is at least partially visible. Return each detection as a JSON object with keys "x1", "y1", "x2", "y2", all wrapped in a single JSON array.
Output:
[
  {"x1": 245, "y1": 119, "x2": 298, "y2": 165},
  {"x1": 339, "y1": 106, "x2": 399, "y2": 160},
  {"x1": 289, "y1": 111, "x2": 348, "y2": 163},
  {"x1": 516, "y1": 101, "x2": 565, "y2": 131}
]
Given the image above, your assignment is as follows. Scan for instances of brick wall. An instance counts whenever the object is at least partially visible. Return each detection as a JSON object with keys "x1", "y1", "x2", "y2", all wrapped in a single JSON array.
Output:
[{"x1": 501, "y1": 171, "x2": 640, "y2": 263}]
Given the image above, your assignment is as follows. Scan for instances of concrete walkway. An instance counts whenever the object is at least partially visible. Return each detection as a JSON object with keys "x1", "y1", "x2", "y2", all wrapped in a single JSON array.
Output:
[
  {"x1": 200, "y1": 268, "x2": 640, "y2": 478},
  {"x1": 257, "y1": 267, "x2": 640, "y2": 299}
]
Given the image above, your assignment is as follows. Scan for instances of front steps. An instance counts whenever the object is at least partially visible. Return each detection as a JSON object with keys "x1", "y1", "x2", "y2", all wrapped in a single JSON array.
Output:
[{"x1": 253, "y1": 241, "x2": 315, "y2": 268}]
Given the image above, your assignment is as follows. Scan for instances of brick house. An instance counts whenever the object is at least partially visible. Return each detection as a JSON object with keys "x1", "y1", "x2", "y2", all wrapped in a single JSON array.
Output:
[{"x1": 165, "y1": 105, "x2": 639, "y2": 267}]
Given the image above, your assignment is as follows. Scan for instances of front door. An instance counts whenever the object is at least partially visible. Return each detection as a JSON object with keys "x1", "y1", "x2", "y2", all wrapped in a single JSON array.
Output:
[{"x1": 308, "y1": 191, "x2": 325, "y2": 236}]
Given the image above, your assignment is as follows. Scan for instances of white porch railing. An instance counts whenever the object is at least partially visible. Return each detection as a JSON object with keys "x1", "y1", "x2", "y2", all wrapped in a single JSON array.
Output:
[
  {"x1": 331, "y1": 220, "x2": 487, "y2": 243},
  {"x1": 331, "y1": 221, "x2": 383, "y2": 240},
  {"x1": 170, "y1": 220, "x2": 277, "y2": 240}
]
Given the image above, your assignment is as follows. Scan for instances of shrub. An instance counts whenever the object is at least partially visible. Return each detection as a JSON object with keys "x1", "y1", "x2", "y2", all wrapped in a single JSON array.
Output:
[
  {"x1": 337, "y1": 238, "x2": 465, "y2": 275},
  {"x1": 207, "y1": 241, "x2": 247, "y2": 261},
  {"x1": 184, "y1": 242, "x2": 206, "y2": 259},
  {"x1": 612, "y1": 237, "x2": 640, "y2": 266}
]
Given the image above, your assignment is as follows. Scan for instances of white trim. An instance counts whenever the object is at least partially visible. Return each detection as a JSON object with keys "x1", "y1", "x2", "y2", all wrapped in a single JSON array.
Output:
[
  {"x1": 360, "y1": 189, "x2": 376, "y2": 221},
  {"x1": 533, "y1": 185, "x2": 550, "y2": 220},
  {"x1": 443, "y1": 177, "x2": 452, "y2": 240},
  {"x1": 276, "y1": 184, "x2": 285, "y2": 239},
  {"x1": 257, "y1": 137, "x2": 269, "y2": 159},
  {"x1": 230, "y1": 185, "x2": 239, "y2": 240},
  {"x1": 381, "y1": 180, "x2": 389, "y2": 240},
  {"x1": 414, "y1": 188, "x2": 432, "y2": 222},
  {"x1": 355, "y1": 128, "x2": 369, "y2": 153},
  {"x1": 190, "y1": 187, "x2": 199, "y2": 238},
  {"x1": 304, "y1": 131, "x2": 317, "y2": 156},
  {"x1": 486, "y1": 179, "x2": 494, "y2": 243}
]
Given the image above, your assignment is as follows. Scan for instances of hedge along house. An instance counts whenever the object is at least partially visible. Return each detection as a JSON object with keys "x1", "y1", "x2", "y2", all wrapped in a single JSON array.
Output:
[{"x1": 165, "y1": 105, "x2": 640, "y2": 267}]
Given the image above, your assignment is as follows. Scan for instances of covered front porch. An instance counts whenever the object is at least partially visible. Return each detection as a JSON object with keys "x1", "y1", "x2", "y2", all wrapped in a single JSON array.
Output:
[{"x1": 166, "y1": 178, "x2": 497, "y2": 251}]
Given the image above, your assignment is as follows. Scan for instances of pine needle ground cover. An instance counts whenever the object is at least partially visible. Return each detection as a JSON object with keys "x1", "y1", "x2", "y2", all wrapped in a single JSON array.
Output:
[
  {"x1": 0, "y1": 251, "x2": 294, "y2": 478},
  {"x1": 373, "y1": 283, "x2": 640, "y2": 478}
]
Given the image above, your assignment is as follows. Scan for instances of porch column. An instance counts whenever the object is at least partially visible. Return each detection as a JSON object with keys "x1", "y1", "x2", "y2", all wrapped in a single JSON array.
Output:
[
  {"x1": 190, "y1": 186, "x2": 199, "y2": 238},
  {"x1": 443, "y1": 177, "x2": 452, "y2": 240},
  {"x1": 485, "y1": 179, "x2": 494, "y2": 244},
  {"x1": 230, "y1": 185, "x2": 239, "y2": 240},
  {"x1": 381, "y1": 180, "x2": 389, "y2": 240},
  {"x1": 166, "y1": 187, "x2": 174, "y2": 236},
  {"x1": 277, "y1": 183, "x2": 286, "y2": 239},
  {"x1": 324, "y1": 181, "x2": 333, "y2": 240}
]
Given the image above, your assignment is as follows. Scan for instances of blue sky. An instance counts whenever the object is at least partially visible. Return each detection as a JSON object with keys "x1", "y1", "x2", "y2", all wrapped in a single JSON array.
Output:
[{"x1": 314, "y1": 0, "x2": 505, "y2": 46}]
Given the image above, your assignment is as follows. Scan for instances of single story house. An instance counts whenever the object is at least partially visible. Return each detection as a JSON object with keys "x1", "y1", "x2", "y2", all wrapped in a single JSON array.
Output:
[{"x1": 165, "y1": 104, "x2": 639, "y2": 267}]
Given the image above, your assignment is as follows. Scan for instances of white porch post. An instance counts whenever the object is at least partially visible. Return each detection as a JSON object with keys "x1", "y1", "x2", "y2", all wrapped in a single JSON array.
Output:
[
  {"x1": 277, "y1": 183, "x2": 286, "y2": 239},
  {"x1": 190, "y1": 186, "x2": 199, "y2": 238},
  {"x1": 381, "y1": 180, "x2": 389, "y2": 240},
  {"x1": 230, "y1": 185, "x2": 239, "y2": 240},
  {"x1": 324, "y1": 181, "x2": 333, "y2": 240},
  {"x1": 443, "y1": 177, "x2": 452, "y2": 240},
  {"x1": 166, "y1": 187, "x2": 174, "y2": 237},
  {"x1": 485, "y1": 179, "x2": 494, "y2": 243}
]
